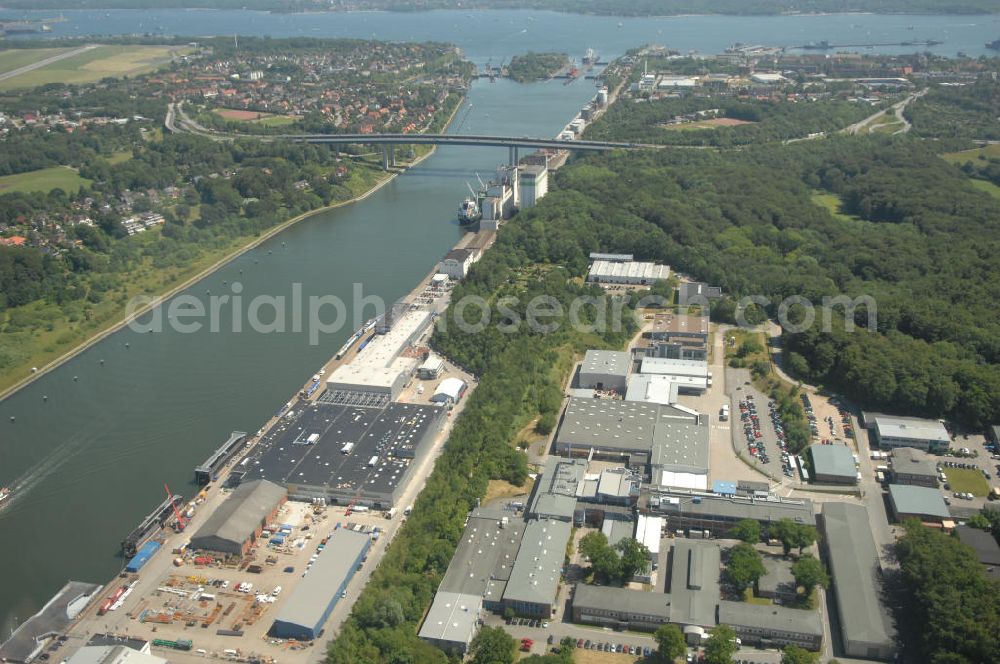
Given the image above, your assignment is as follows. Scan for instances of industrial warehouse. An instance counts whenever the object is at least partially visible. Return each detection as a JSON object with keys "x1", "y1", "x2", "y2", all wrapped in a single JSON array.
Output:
[
  {"x1": 269, "y1": 528, "x2": 370, "y2": 640},
  {"x1": 554, "y1": 397, "x2": 711, "y2": 491},
  {"x1": 237, "y1": 400, "x2": 444, "y2": 508},
  {"x1": 189, "y1": 480, "x2": 287, "y2": 556}
]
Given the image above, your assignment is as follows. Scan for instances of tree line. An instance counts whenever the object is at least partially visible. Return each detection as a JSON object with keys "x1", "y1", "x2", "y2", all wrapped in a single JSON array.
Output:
[{"x1": 493, "y1": 133, "x2": 1000, "y2": 428}]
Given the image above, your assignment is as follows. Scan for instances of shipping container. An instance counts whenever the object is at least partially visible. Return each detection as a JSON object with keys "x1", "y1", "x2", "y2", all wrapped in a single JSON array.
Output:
[{"x1": 125, "y1": 540, "x2": 161, "y2": 573}]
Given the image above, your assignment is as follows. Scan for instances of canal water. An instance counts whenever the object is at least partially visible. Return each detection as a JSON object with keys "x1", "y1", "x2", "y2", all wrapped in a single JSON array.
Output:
[{"x1": 1, "y1": 7, "x2": 997, "y2": 635}]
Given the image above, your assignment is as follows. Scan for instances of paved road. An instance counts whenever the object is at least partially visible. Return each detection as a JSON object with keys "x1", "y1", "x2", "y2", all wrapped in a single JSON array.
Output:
[
  {"x1": 843, "y1": 89, "x2": 926, "y2": 136},
  {"x1": 0, "y1": 45, "x2": 97, "y2": 83}
]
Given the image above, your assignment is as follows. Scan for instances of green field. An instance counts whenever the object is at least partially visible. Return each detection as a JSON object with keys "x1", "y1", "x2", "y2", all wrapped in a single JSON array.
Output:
[
  {"x1": 944, "y1": 467, "x2": 990, "y2": 496},
  {"x1": 811, "y1": 190, "x2": 866, "y2": 223},
  {"x1": 0, "y1": 45, "x2": 191, "y2": 91},
  {"x1": 0, "y1": 47, "x2": 73, "y2": 75},
  {"x1": 940, "y1": 143, "x2": 1000, "y2": 165},
  {"x1": 0, "y1": 166, "x2": 91, "y2": 194}
]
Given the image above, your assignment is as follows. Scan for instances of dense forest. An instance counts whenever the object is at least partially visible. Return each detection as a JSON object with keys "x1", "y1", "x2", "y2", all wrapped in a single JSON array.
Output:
[
  {"x1": 446, "y1": 135, "x2": 999, "y2": 428},
  {"x1": 5, "y1": 0, "x2": 998, "y2": 15},
  {"x1": 585, "y1": 96, "x2": 873, "y2": 147},
  {"x1": 506, "y1": 52, "x2": 569, "y2": 83},
  {"x1": 890, "y1": 521, "x2": 1000, "y2": 664},
  {"x1": 906, "y1": 80, "x2": 1000, "y2": 144}
]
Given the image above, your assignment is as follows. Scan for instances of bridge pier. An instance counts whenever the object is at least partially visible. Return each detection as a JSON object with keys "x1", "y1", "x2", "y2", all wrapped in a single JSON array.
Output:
[
  {"x1": 508, "y1": 146, "x2": 520, "y2": 167},
  {"x1": 380, "y1": 145, "x2": 398, "y2": 170}
]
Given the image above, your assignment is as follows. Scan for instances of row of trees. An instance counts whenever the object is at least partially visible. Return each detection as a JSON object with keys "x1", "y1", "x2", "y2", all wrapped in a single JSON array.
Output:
[{"x1": 891, "y1": 520, "x2": 1000, "y2": 664}]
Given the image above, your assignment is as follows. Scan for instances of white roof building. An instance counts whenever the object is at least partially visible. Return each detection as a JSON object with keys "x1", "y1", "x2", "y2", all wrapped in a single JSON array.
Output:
[
  {"x1": 588, "y1": 260, "x2": 670, "y2": 285},
  {"x1": 635, "y1": 514, "x2": 663, "y2": 557},
  {"x1": 431, "y1": 377, "x2": 467, "y2": 403}
]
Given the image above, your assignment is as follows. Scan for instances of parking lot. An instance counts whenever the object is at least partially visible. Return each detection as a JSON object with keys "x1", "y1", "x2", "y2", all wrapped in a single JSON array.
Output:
[{"x1": 727, "y1": 376, "x2": 794, "y2": 483}]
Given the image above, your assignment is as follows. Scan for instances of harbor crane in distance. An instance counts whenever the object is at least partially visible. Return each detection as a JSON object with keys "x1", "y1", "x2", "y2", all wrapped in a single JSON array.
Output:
[{"x1": 165, "y1": 483, "x2": 187, "y2": 532}]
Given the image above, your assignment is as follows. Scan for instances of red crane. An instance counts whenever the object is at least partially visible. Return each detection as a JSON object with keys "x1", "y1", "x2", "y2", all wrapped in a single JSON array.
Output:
[{"x1": 165, "y1": 483, "x2": 187, "y2": 532}]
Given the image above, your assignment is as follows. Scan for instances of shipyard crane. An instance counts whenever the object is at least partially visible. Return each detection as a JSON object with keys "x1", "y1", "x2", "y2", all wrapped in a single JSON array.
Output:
[{"x1": 165, "y1": 483, "x2": 187, "y2": 532}]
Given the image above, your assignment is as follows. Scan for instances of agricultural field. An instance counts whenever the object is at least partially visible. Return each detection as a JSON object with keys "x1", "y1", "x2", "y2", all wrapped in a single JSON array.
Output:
[
  {"x1": 0, "y1": 47, "x2": 74, "y2": 75},
  {"x1": 0, "y1": 44, "x2": 192, "y2": 91},
  {"x1": 0, "y1": 166, "x2": 91, "y2": 194}
]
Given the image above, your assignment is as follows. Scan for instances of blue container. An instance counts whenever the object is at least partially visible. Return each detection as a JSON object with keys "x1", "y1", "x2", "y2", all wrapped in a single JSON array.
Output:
[{"x1": 125, "y1": 540, "x2": 161, "y2": 573}]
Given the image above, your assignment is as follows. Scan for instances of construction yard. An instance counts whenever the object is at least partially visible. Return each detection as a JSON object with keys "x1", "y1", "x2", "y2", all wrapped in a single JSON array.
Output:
[{"x1": 65, "y1": 496, "x2": 390, "y2": 664}]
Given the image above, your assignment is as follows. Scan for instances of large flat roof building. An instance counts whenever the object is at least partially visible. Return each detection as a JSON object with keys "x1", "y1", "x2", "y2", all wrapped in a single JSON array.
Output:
[
  {"x1": 578, "y1": 350, "x2": 631, "y2": 392},
  {"x1": 871, "y1": 415, "x2": 950, "y2": 454},
  {"x1": 325, "y1": 310, "x2": 431, "y2": 400},
  {"x1": 667, "y1": 539, "x2": 721, "y2": 642},
  {"x1": 809, "y1": 445, "x2": 857, "y2": 485},
  {"x1": 888, "y1": 484, "x2": 950, "y2": 523},
  {"x1": 502, "y1": 520, "x2": 572, "y2": 617},
  {"x1": 571, "y1": 585, "x2": 670, "y2": 631},
  {"x1": 270, "y1": 529, "x2": 370, "y2": 640},
  {"x1": 189, "y1": 479, "x2": 286, "y2": 556},
  {"x1": 652, "y1": 492, "x2": 816, "y2": 534},
  {"x1": 555, "y1": 397, "x2": 701, "y2": 456},
  {"x1": 890, "y1": 447, "x2": 939, "y2": 487},
  {"x1": 820, "y1": 503, "x2": 895, "y2": 660},
  {"x1": 418, "y1": 591, "x2": 483, "y2": 654},
  {"x1": 240, "y1": 401, "x2": 443, "y2": 508},
  {"x1": 717, "y1": 601, "x2": 823, "y2": 651},
  {"x1": 638, "y1": 357, "x2": 711, "y2": 394},
  {"x1": 588, "y1": 260, "x2": 670, "y2": 285}
]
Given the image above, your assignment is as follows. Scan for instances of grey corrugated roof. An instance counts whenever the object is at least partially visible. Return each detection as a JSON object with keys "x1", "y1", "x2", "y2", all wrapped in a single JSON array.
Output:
[
  {"x1": 891, "y1": 447, "x2": 938, "y2": 478},
  {"x1": 418, "y1": 591, "x2": 481, "y2": 645},
  {"x1": 888, "y1": 484, "x2": 950, "y2": 519},
  {"x1": 528, "y1": 457, "x2": 585, "y2": 520},
  {"x1": 821, "y1": 503, "x2": 894, "y2": 651},
  {"x1": 572, "y1": 584, "x2": 670, "y2": 620},
  {"x1": 190, "y1": 479, "x2": 285, "y2": 548},
  {"x1": 651, "y1": 417, "x2": 710, "y2": 474},
  {"x1": 874, "y1": 416, "x2": 949, "y2": 443},
  {"x1": 718, "y1": 601, "x2": 822, "y2": 638},
  {"x1": 955, "y1": 525, "x2": 1000, "y2": 567},
  {"x1": 555, "y1": 397, "x2": 701, "y2": 455},
  {"x1": 657, "y1": 492, "x2": 817, "y2": 527},
  {"x1": 272, "y1": 528, "x2": 368, "y2": 631},
  {"x1": 810, "y1": 445, "x2": 857, "y2": 479},
  {"x1": 757, "y1": 556, "x2": 795, "y2": 596},
  {"x1": 503, "y1": 520, "x2": 571, "y2": 607},
  {"x1": 439, "y1": 508, "x2": 525, "y2": 594},
  {"x1": 667, "y1": 539, "x2": 720, "y2": 628}
]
